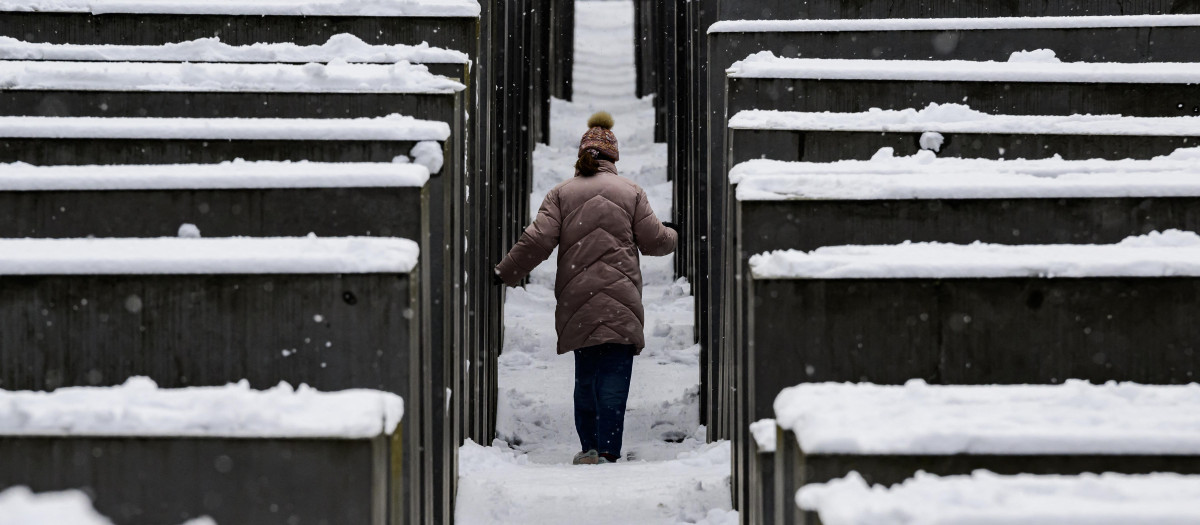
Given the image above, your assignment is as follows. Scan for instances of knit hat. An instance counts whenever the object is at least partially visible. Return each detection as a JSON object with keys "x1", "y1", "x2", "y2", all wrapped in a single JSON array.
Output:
[{"x1": 579, "y1": 111, "x2": 619, "y2": 162}]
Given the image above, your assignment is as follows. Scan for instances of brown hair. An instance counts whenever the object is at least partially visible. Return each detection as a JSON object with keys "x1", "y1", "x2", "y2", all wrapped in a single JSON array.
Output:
[{"x1": 575, "y1": 148, "x2": 604, "y2": 177}]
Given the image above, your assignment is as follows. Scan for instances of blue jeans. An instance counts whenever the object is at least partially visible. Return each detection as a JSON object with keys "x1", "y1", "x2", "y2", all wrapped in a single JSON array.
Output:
[{"x1": 573, "y1": 343, "x2": 636, "y2": 459}]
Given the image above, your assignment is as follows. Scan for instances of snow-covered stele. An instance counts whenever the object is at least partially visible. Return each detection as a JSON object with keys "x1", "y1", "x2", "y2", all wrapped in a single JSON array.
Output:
[
  {"x1": 707, "y1": 14, "x2": 1200, "y2": 33},
  {"x1": 749, "y1": 230, "x2": 1200, "y2": 280},
  {"x1": 727, "y1": 51, "x2": 1200, "y2": 83},
  {"x1": 0, "y1": 376, "x2": 403, "y2": 438},
  {"x1": 729, "y1": 103, "x2": 1200, "y2": 136},
  {"x1": 773, "y1": 380, "x2": 1200, "y2": 455},
  {"x1": 727, "y1": 147, "x2": 1200, "y2": 185},
  {"x1": 0, "y1": 0, "x2": 481, "y2": 17},
  {"x1": 0, "y1": 34, "x2": 470, "y2": 64},
  {"x1": 0, "y1": 114, "x2": 451, "y2": 141},
  {"x1": 797, "y1": 471, "x2": 1200, "y2": 525},
  {"x1": 0, "y1": 236, "x2": 419, "y2": 275},
  {"x1": 0, "y1": 159, "x2": 430, "y2": 191},
  {"x1": 0, "y1": 60, "x2": 465, "y2": 93}
]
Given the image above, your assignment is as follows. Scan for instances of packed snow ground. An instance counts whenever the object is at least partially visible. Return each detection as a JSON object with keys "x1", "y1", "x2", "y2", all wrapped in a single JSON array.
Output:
[{"x1": 455, "y1": 2, "x2": 733, "y2": 524}]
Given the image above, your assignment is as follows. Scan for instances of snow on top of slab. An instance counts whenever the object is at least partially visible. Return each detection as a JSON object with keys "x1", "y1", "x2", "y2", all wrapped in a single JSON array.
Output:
[
  {"x1": 0, "y1": 236, "x2": 419, "y2": 275},
  {"x1": 0, "y1": 487, "x2": 214, "y2": 525},
  {"x1": 750, "y1": 419, "x2": 777, "y2": 453},
  {"x1": 797, "y1": 471, "x2": 1200, "y2": 525},
  {"x1": 727, "y1": 50, "x2": 1200, "y2": 83},
  {"x1": 729, "y1": 103, "x2": 1200, "y2": 136},
  {"x1": 0, "y1": 114, "x2": 450, "y2": 141},
  {"x1": 0, "y1": 376, "x2": 403, "y2": 438},
  {"x1": 0, "y1": 59, "x2": 465, "y2": 93},
  {"x1": 0, "y1": 487, "x2": 116, "y2": 525},
  {"x1": 709, "y1": 14, "x2": 1200, "y2": 33},
  {"x1": 774, "y1": 380, "x2": 1200, "y2": 455},
  {"x1": 750, "y1": 230, "x2": 1200, "y2": 279},
  {"x1": 0, "y1": 34, "x2": 470, "y2": 64},
  {"x1": 730, "y1": 147, "x2": 1200, "y2": 185},
  {"x1": 0, "y1": 159, "x2": 429, "y2": 190},
  {"x1": 739, "y1": 170, "x2": 1200, "y2": 201},
  {"x1": 734, "y1": 150, "x2": 1200, "y2": 201},
  {"x1": 0, "y1": 0, "x2": 481, "y2": 17}
]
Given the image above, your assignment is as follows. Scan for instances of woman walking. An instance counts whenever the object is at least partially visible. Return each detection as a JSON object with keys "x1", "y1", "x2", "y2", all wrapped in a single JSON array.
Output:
[{"x1": 494, "y1": 112, "x2": 679, "y2": 465}]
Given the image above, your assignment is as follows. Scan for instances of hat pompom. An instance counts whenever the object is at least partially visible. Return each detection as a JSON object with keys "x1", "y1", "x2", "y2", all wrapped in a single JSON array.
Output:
[
  {"x1": 579, "y1": 112, "x2": 620, "y2": 162},
  {"x1": 587, "y1": 111, "x2": 614, "y2": 130}
]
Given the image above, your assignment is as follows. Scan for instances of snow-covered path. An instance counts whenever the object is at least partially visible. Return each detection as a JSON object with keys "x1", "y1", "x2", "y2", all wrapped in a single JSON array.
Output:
[{"x1": 455, "y1": 2, "x2": 734, "y2": 523}]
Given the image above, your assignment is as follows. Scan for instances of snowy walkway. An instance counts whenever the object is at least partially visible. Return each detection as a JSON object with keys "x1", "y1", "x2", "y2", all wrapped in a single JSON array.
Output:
[{"x1": 454, "y1": 2, "x2": 734, "y2": 524}]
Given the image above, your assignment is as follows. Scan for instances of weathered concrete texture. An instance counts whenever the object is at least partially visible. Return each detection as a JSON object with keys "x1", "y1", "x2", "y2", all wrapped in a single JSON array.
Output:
[
  {"x1": 750, "y1": 277, "x2": 1200, "y2": 415},
  {"x1": 0, "y1": 273, "x2": 418, "y2": 393},
  {"x1": 740, "y1": 197, "x2": 1200, "y2": 258},
  {"x1": 727, "y1": 77, "x2": 1200, "y2": 118},
  {"x1": 712, "y1": 26, "x2": 1200, "y2": 63},
  {"x1": 0, "y1": 435, "x2": 400, "y2": 525},
  {"x1": 0, "y1": 187, "x2": 424, "y2": 240},
  {"x1": 0, "y1": 91, "x2": 461, "y2": 120}
]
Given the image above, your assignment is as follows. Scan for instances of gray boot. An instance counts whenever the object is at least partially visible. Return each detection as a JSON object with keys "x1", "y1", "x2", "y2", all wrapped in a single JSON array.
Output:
[{"x1": 572, "y1": 449, "x2": 599, "y2": 465}]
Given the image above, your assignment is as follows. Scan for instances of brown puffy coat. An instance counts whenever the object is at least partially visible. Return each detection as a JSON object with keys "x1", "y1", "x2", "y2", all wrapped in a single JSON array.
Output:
[{"x1": 496, "y1": 160, "x2": 677, "y2": 354}]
